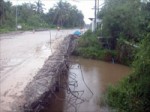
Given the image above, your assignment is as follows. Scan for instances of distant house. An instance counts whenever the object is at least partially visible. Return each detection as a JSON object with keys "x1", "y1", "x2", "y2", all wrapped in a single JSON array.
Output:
[
  {"x1": 89, "y1": 18, "x2": 102, "y2": 32},
  {"x1": 89, "y1": 18, "x2": 95, "y2": 32}
]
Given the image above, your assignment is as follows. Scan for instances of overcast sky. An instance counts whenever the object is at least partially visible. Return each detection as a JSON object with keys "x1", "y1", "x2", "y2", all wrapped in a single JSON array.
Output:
[{"x1": 5, "y1": 0, "x2": 104, "y2": 24}]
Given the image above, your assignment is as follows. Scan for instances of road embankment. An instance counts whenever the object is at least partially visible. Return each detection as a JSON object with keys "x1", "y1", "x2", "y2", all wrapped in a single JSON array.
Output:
[
  {"x1": 0, "y1": 30, "x2": 77, "y2": 112},
  {"x1": 11, "y1": 35, "x2": 76, "y2": 111}
]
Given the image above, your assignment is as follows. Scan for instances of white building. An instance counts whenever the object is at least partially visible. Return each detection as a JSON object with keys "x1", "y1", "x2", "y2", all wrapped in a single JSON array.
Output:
[{"x1": 89, "y1": 18, "x2": 102, "y2": 32}]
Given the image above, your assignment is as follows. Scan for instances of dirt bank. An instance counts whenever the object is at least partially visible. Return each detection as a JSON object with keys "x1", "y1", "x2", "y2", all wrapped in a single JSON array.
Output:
[{"x1": 11, "y1": 35, "x2": 75, "y2": 111}]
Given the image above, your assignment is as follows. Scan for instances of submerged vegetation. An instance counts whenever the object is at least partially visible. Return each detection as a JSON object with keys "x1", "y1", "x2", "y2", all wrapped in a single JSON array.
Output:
[{"x1": 0, "y1": 0, "x2": 84, "y2": 33}]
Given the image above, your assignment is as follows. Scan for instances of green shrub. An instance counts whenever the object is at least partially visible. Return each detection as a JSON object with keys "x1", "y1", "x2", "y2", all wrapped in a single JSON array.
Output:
[
  {"x1": 116, "y1": 37, "x2": 136, "y2": 65},
  {"x1": 77, "y1": 30, "x2": 100, "y2": 48},
  {"x1": 73, "y1": 30, "x2": 117, "y2": 61},
  {"x1": 106, "y1": 34, "x2": 150, "y2": 112},
  {"x1": 0, "y1": 26, "x2": 15, "y2": 33},
  {"x1": 74, "y1": 46, "x2": 117, "y2": 61}
]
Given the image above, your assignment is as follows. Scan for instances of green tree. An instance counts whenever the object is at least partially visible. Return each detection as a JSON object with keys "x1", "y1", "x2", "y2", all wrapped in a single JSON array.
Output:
[
  {"x1": 47, "y1": 1, "x2": 84, "y2": 28},
  {"x1": 34, "y1": 0, "x2": 45, "y2": 14},
  {"x1": 0, "y1": 0, "x2": 15, "y2": 27},
  {"x1": 98, "y1": 0, "x2": 141, "y2": 41},
  {"x1": 0, "y1": 0, "x2": 84, "y2": 32},
  {"x1": 139, "y1": 2, "x2": 150, "y2": 35}
]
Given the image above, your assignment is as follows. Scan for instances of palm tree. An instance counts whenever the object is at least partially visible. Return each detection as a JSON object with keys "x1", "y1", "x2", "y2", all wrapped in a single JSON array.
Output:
[{"x1": 35, "y1": 0, "x2": 45, "y2": 14}]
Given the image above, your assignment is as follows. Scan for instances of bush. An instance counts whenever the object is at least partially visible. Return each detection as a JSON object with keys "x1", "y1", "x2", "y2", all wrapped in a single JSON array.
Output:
[
  {"x1": 116, "y1": 37, "x2": 136, "y2": 65},
  {"x1": 0, "y1": 26, "x2": 15, "y2": 33},
  {"x1": 74, "y1": 47, "x2": 117, "y2": 61},
  {"x1": 77, "y1": 30, "x2": 100, "y2": 48},
  {"x1": 73, "y1": 30, "x2": 117, "y2": 61},
  {"x1": 106, "y1": 34, "x2": 150, "y2": 112}
]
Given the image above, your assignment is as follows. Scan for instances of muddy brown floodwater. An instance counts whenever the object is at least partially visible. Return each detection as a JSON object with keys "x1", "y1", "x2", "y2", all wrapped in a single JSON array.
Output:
[{"x1": 43, "y1": 57, "x2": 132, "y2": 112}]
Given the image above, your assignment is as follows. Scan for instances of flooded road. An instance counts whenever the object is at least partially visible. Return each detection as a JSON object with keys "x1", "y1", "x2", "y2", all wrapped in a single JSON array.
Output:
[
  {"x1": 0, "y1": 29, "x2": 76, "y2": 111},
  {"x1": 44, "y1": 57, "x2": 131, "y2": 112}
]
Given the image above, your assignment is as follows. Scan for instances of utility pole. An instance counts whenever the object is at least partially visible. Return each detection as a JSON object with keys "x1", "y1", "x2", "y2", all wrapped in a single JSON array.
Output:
[
  {"x1": 98, "y1": 0, "x2": 99, "y2": 12},
  {"x1": 15, "y1": 0, "x2": 18, "y2": 30},
  {"x1": 94, "y1": 0, "x2": 97, "y2": 30}
]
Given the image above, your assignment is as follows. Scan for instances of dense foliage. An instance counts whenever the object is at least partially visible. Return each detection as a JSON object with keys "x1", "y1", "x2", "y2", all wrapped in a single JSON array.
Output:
[
  {"x1": 97, "y1": 0, "x2": 150, "y2": 111},
  {"x1": 97, "y1": 0, "x2": 150, "y2": 64},
  {"x1": 0, "y1": 0, "x2": 48, "y2": 32},
  {"x1": 107, "y1": 34, "x2": 150, "y2": 112},
  {"x1": 73, "y1": 30, "x2": 117, "y2": 61},
  {"x1": 17, "y1": 2, "x2": 48, "y2": 30},
  {"x1": 73, "y1": 1, "x2": 150, "y2": 111},
  {"x1": 0, "y1": 0, "x2": 84, "y2": 33},
  {"x1": 0, "y1": 0, "x2": 15, "y2": 32},
  {"x1": 75, "y1": 0, "x2": 150, "y2": 64},
  {"x1": 99, "y1": 0, "x2": 150, "y2": 41},
  {"x1": 46, "y1": 1, "x2": 84, "y2": 28}
]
